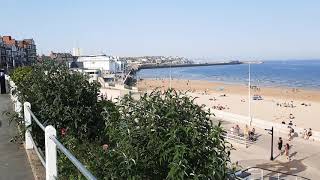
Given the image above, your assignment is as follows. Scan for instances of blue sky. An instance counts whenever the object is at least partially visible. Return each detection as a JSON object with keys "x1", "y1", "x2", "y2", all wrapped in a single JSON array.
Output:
[{"x1": 1, "y1": 0, "x2": 320, "y2": 60}]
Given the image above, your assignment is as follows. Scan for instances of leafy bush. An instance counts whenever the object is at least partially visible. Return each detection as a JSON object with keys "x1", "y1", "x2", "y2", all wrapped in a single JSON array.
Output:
[
  {"x1": 11, "y1": 61, "x2": 107, "y2": 144},
  {"x1": 10, "y1": 61, "x2": 111, "y2": 178},
  {"x1": 10, "y1": 66, "x2": 33, "y2": 86},
  {"x1": 10, "y1": 61, "x2": 232, "y2": 179},
  {"x1": 101, "y1": 90, "x2": 232, "y2": 179}
]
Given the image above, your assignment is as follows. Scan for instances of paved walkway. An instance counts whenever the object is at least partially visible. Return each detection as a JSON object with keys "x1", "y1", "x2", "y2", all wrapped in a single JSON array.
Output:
[
  {"x1": 0, "y1": 94, "x2": 33, "y2": 180},
  {"x1": 217, "y1": 119, "x2": 320, "y2": 179}
]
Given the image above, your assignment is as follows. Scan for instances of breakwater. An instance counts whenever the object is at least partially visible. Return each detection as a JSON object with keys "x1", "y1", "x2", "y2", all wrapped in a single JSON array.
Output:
[{"x1": 138, "y1": 61, "x2": 242, "y2": 70}]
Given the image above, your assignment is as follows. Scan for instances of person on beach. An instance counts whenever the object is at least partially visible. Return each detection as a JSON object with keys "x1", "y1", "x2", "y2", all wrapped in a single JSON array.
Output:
[
  {"x1": 244, "y1": 125, "x2": 249, "y2": 138},
  {"x1": 285, "y1": 143, "x2": 290, "y2": 160},
  {"x1": 305, "y1": 128, "x2": 312, "y2": 140},
  {"x1": 251, "y1": 127, "x2": 255, "y2": 135},
  {"x1": 234, "y1": 125, "x2": 240, "y2": 135},
  {"x1": 288, "y1": 127, "x2": 294, "y2": 141},
  {"x1": 303, "y1": 129, "x2": 308, "y2": 139},
  {"x1": 278, "y1": 137, "x2": 283, "y2": 155},
  {"x1": 249, "y1": 127, "x2": 256, "y2": 141},
  {"x1": 230, "y1": 126, "x2": 235, "y2": 134},
  {"x1": 289, "y1": 114, "x2": 294, "y2": 119}
]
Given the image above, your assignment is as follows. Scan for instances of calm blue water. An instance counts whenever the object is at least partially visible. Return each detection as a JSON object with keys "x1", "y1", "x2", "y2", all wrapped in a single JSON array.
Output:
[{"x1": 137, "y1": 60, "x2": 320, "y2": 90}]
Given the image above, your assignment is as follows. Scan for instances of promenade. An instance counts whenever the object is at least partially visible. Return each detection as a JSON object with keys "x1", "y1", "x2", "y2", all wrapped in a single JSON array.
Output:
[
  {"x1": 0, "y1": 94, "x2": 33, "y2": 180},
  {"x1": 219, "y1": 120, "x2": 320, "y2": 179}
]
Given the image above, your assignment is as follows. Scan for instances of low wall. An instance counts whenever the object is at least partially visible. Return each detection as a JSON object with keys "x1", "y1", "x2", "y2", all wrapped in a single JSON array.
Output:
[{"x1": 208, "y1": 108, "x2": 320, "y2": 142}]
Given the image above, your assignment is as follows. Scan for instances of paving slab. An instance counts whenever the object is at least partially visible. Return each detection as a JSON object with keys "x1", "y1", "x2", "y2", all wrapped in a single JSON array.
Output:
[
  {"x1": 0, "y1": 94, "x2": 34, "y2": 180},
  {"x1": 214, "y1": 117, "x2": 320, "y2": 179}
]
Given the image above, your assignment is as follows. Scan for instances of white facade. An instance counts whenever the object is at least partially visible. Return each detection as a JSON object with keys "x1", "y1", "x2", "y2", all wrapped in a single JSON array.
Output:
[
  {"x1": 72, "y1": 48, "x2": 81, "y2": 56},
  {"x1": 115, "y1": 60, "x2": 127, "y2": 72},
  {"x1": 70, "y1": 68, "x2": 101, "y2": 82},
  {"x1": 77, "y1": 55, "x2": 126, "y2": 73},
  {"x1": 77, "y1": 55, "x2": 116, "y2": 73}
]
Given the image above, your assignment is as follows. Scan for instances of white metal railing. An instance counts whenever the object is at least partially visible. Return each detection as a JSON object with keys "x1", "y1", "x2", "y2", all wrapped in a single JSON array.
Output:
[
  {"x1": 222, "y1": 131, "x2": 252, "y2": 148},
  {"x1": 22, "y1": 102, "x2": 97, "y2": 180},
  {"x1": 211, "y1": 109, "x2": 320, "y2": 142}
]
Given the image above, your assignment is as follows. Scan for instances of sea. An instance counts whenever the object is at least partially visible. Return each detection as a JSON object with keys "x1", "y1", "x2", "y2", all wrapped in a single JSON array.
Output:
[{"x1": 136, "y1": 60, "x2": 320, "y2": 90}]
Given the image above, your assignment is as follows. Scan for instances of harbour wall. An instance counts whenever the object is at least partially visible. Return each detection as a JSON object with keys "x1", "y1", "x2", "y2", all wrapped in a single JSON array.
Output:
[{"x1": 137, "y1": 61, "x2": 242, "y2": 70}]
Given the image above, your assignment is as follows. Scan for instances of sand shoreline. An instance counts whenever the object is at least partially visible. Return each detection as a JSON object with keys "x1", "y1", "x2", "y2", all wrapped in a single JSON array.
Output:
[
  {"x1": 138, "y1": 79, "x2": 320, "y2": 131},
  {"x1": 138, "y1": 78, "x2": 320, "y2": 102},
  {"x1": 140, "y1": 77, "x2": 320, "y2": 91}
]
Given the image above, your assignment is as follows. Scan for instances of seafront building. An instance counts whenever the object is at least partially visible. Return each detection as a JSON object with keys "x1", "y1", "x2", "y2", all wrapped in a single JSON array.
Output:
[
  {"x1": 39, "y1": 50, "x2": 129, "y2": 84},
  {"x1": 50, "y1": 51, "x2": 76, "y2": 63},
  {"x1": 77, "y1": 55, "x2": 127, "y2": 74},
  {"x1": 0, "y1": 35, "x2": 36, "y2": 70}
]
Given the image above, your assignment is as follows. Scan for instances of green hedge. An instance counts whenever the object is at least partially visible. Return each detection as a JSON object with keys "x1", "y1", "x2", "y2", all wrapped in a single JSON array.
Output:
[{"x1": 10, "y1": 61, "x2": 232, "y2": 179}]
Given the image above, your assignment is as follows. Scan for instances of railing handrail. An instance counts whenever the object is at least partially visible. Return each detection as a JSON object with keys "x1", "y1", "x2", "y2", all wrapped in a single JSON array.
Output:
[
  {"x1": 240, "y1": 166, "x2": 311, "y2": 180},
  {"x1": 23, "y1": 102, "x2": 97, "y2": 180},
  {"x1": 223, "y1": 132, "x2": 247, "y2": 140},
  {"x1": 26, "y1": 107, "x2": 45, "y2": 131},
  {"x1": 222, "y1": 131, "x2": 250, "y2": 144},
  {"x1": 50, "y1": 136, "x2": 97, "y2": 180}
]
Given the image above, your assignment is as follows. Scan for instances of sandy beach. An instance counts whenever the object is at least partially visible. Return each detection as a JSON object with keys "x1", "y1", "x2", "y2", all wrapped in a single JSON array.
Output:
[{"x1": 138, "y1": 79, "x2": 320, "y2": 131}]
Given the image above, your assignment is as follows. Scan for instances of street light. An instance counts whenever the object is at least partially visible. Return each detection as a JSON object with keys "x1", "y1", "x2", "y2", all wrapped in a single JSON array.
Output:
[
  {"x1": 248, "y1": 63, "x2": 252, "y2": 125},
  {"x1": 169, "y1": 59, "x2": 172, "y2": 89},
  {"x1": 265, "y1": 126, "x2": 274, "y2": 160}
]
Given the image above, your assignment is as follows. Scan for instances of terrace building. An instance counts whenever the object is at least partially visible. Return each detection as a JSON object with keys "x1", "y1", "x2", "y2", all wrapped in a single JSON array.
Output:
[
  {"x1": 50, "y1": 51, "x2": 76, "y2": 64},
  {"x1": 0, "y1": 35, "x2": 37, "y2": 70}
]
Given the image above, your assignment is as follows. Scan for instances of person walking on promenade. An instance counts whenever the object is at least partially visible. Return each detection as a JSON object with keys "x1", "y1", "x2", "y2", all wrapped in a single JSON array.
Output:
[
  {"x1": 244, "y1": 125, "x2": 249, "y2": 139},
  {"x1": 277, "y1": 137, "x2": 283, "y2": 155},
  {"x1": 285, "y1": 143, "x2": 290, "y2": 161},
  {"x1": 306, "y1": 128, "x2": 313, "y2": 140},
  {"x1": 234, "y1": 124, "x2": 240, "y2": 135},
  {"x1": 288, "y1": 126, "x2": 294, "y2": 141}
]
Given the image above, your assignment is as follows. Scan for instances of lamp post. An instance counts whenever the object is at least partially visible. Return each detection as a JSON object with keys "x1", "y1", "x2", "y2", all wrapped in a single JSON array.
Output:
[
  {"x1": 248, "y1": 63, "x2": 252, "y2": 125},
  {"x1": 265, "y1": 126, "x2": 274, "y2": 160},
  {"x1": 169, "y1": 60, "x2": 172, "y2": 89}
]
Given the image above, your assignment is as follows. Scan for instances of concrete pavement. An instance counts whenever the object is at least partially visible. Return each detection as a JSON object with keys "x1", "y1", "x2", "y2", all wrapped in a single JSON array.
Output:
[
  {"x1": 0, "y1": 94, "x2": 33, "y2": 180},
  {"x1": 217, "y1": 118, "x2": 320, "y2": 179}
]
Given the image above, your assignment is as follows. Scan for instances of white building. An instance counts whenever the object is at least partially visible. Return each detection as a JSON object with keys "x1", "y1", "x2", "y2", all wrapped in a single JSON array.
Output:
[
  {"x1": 76, "y1": 55, "x2": 126, "y2": 74},
  {"x1": 72, "y1": 48, "x2": 81, "y2": 56},
  {"x1": 77, "y1": 55, "x2": 116, "y2": 73},
  {"x1": 115, "y1": 60, "x2": 127, "y2": 72},
  {"x1": 70, "y1": 68, "x2": 101, "y2": 82}
]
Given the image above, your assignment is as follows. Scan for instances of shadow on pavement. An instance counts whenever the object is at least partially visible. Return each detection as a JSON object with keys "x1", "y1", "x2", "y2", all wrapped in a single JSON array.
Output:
[{"x1": 256, "y1": 157, "x2": 308, "y2": 178}]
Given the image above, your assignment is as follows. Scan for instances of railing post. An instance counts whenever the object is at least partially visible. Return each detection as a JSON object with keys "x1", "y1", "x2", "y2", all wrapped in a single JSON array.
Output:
[
  {"x1": 15, "y1": 99, "x2": 21, "y2": 113},
  {"x1": 245, "y1": 137, "x2": 248, "y2": 148},
  {"x1": 24, "y1": 102, "x2": 33, "y2": 149},
  {"x1": 45, "y1": 125, "x2": 57, "y2": 180}
]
